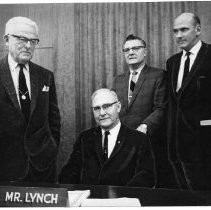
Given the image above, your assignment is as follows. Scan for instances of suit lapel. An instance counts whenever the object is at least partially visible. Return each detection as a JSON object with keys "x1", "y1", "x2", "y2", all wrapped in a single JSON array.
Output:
[
  {"x1": 0, "y1": 56, "x2": 22, "y2": 113},
  {"x1": 29, "y1": 62, "x2": 39, "y2": 117},
  {"x1": 171, "y1": 52, "x2": 182, "y2": 97},
  {"x1": 108, "y1": 123, "x2": 127, "y2": 161},
  {"x1": 93, "y1": 127, "x2": 104, "y2": 165},
  {"x1": 123, "y1": 71, "x2": 130, "y2": 109},
  {"x1": 179, "y1": 42, "x2": 209, "y2": 95},
  {"x1": 128, "y1": 64, "x2": 147, "y2": 108}
]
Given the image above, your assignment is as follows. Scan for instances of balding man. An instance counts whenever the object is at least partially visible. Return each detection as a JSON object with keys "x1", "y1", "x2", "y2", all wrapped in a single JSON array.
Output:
[
  {"x1": 0, "y1": 17, "x2": 60, "y2": 182},
  {"x1": 59, "y1": 88, "x2": 155, "y2": 187},
  {"x1": 166, "y1": 13, "x2": 211, "y2": 190}
]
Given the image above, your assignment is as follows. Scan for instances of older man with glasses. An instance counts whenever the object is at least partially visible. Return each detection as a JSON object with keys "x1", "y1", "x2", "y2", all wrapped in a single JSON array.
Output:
[
  {"x1": 112, "y1": 34, "x2": 176, "y2": 188},
  {"x1": 0, "y1": 16, "x2": 60, "y2": 183},
  {"x1": 59, "y1": 88, "x2": 155, "y2": 187}
]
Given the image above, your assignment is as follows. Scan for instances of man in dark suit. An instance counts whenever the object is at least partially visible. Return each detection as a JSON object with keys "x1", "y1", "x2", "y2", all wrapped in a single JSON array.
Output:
[
  {"x1": 166, "y1": 12, "x2": 211, "y2": 191},
  {"x1": 113, "y1": 34, "x2": 175, "y2": 188},
  {"x1": 0, "y1": 17, "x2": 60, "y2": 183},
  {"x1": 59, "y1": 88, "x2": 155, "y2": 187}
]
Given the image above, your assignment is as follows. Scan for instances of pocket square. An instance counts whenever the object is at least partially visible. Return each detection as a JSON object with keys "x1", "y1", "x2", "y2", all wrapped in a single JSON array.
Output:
[{"x1": 42, "y1": 85, "x2": 49, "y2": 92}]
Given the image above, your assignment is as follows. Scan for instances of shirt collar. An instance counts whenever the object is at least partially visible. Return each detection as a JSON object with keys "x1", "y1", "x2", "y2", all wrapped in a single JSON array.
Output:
[
  {"x1": 182, "y1": 40, "x2": 202, "y2": 57},
  {"x1": 129, "y1": 63, "x2": 145, "y2": 75},
  {"x1": 101, "y1": 120, "x2": 121, "y2": 136},
  {"x1": 8, "y1": 53, "x2": 29, "y2": 72}
]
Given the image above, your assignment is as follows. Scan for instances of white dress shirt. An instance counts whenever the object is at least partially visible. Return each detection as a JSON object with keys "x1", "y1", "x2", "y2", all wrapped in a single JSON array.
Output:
[
  {"x1": 176, "y1": 40, "x2": 202, "y2": 91},
  {"x1": 101, "y1": 121, "x2": 121, "y2": 158},
  {"x1": 8, "y1": 54, "x2": 31, "y2": 106},
  {"x1": 128, "y1": 64, "x2": 145, "y2": 98}
]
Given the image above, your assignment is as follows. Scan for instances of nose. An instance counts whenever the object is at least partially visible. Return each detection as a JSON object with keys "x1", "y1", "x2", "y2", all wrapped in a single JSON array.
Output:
[
  {"x1": 99, "y1": 107, "x2": 106, "y2": 115},
  {"x1": 25, "y1": 40, "x2": 32, "y2": 48},
  {"x1": 175, "y1": 31, "x2": 183, "y2": 38}
]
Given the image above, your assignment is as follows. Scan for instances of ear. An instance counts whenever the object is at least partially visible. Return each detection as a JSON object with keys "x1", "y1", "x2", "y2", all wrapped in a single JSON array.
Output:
[
  {"x1": 143, "y1": 48, "x2": 147, "y2": 57},
  {"x1": 3, "y1": 35, "x2": 9, "y2": 46},
  {"x1": 195, "y1": 24, "x2": 201, "y2": 36},
  {"x1": 117, "y1": 101, "x2": 121, "y2": 113}
]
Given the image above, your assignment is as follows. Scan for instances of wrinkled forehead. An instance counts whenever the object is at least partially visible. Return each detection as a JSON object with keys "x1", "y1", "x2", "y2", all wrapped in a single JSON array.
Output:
[
  {"x1": 92, "y1": 91, "x2": 117, "y2": 106},
  {"x1": 9, "y1": 23, "x2": 38, "y2": 39},
  {"x1": 124, "y1": 39, "x2": 143, "y2": 48}
]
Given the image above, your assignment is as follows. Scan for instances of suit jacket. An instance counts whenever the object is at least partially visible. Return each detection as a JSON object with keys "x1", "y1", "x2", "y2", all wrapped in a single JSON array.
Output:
[
  {"x1": 113, "y1": 65, "x2": 166, "y2": 136},
  {"x1": 59, "y1": 123, "x2": 155, "y2": 187},
  {"x1": 0, "y1": 55, "x2": 61, "y2": 183},
  {"x1": 166, "y1": 42, "x2": 211, "y2": 164}
]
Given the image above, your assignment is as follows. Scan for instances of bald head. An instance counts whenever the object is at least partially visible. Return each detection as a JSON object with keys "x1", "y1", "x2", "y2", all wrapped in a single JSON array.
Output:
[
  {"x1": 175, "y1": 13, "x2": 200, "y2": 27},
  {"x1": 173, "y1": 12, "x2": 201, "y2": 51}
]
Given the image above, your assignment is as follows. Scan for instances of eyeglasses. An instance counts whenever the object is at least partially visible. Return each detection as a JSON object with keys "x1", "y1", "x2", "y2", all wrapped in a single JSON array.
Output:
[
  {"x1": 123, "y1": 46, "x2": 145, "y2": 53},
  {"x1": 9, "y1": 34, "x2": 39, "y2": 46},
  {"x1": 92, "y1": 101, "x2": 118, "y2": 113}
]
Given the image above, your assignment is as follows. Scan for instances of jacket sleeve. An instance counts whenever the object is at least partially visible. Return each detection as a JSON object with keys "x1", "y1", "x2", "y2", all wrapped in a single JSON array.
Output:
[
  {"x1": 48, "y1": 72, "x2": 61, "y2": 146},
  {"x1": 142, "y1": 70, "x2": 167, "y2": 136},
  {"x1": 126, "y1": 134, "x2": 156, "y2": 187},
  {"x1": 58, "y1": 135, "x2": 83, "y2": 184}
]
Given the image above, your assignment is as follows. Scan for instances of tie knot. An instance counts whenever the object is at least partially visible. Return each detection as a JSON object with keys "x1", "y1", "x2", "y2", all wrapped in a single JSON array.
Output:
[
  {"x1": 18, "y1": 64, "x2": 25, "y2": 70},
  {"x1": 104, "y1": 131, "x2": 110, "y2": 136},
  {"x1": 186, "y1": 52, "x2": 191, "y2": 57},
  {"x1": 132, "y1": 71, "x2": 138, "y2": 76}
]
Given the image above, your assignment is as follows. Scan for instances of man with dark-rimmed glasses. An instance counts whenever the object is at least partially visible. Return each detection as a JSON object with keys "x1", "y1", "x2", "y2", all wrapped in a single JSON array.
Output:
[
  {"x1": 59, "y1": 88, "x2": 155, "y2": 187},
  {"x1": 113, "y1": 34, "x2": 176, "y2": 188},
  {"x1": 0, "y1": 16, "x2": 60, "y2": 183}
]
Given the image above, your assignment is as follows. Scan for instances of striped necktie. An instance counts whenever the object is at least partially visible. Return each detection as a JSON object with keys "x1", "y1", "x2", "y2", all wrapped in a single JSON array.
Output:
[{"x1": 128, "y1": 71, "x2": 138, "y2": 103}]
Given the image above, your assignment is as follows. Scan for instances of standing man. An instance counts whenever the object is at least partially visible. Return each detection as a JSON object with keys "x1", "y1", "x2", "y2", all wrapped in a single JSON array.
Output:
[
  {"x1": 59, "y1": 88, "x2": 155, "y2": 187},
  {"x1": 166, "y1": 13, "x2": 211, "y2": 191},
  {"x1": 113, "y1": 34, "x2": 174, "y2": 188},
  {"x1": 0, "y1": 17, "x2": 60, "y2": 183}
]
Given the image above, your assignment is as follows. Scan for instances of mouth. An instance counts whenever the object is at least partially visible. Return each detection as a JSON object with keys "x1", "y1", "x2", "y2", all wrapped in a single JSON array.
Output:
[
  {"x1": 128, "y1": 57, "x2": 137, "y2": 60},
  {"x1": 99, "y1": 118, "x2": 109, "y2": 122}
]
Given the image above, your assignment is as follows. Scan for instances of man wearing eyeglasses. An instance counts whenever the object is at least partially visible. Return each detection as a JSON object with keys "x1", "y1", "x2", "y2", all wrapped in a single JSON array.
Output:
[
  {"x1": 59, "y1": 88, "x2": 155, "y2": 187},
  {"x1": 112, "y1": 34, "x2": 175, "y2": 188},
  {"x1": 0, "y1": 16, "x2": 60, "y2": 183}
]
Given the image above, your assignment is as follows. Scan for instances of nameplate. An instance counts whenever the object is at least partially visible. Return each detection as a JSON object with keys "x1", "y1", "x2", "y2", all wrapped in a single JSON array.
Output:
[{"x1": 0, "y1": 186, "x2": 68, "y2": 207}]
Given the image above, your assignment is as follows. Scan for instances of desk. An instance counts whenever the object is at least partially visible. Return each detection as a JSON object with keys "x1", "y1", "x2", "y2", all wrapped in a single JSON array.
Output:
[{"x1": 1, "y1": 182, "x2": 211, "y2": 206}]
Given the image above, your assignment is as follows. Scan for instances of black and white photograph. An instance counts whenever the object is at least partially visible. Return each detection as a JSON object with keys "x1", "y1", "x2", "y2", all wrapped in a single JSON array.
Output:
[{"x1": 0, "y1": 0, "x2": 211, "y2": 207}]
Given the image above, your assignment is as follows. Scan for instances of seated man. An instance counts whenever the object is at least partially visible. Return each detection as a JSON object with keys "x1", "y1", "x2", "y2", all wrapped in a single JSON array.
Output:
[{"x1": 59, "y1": 88, "x2": 155, "y2": 187}]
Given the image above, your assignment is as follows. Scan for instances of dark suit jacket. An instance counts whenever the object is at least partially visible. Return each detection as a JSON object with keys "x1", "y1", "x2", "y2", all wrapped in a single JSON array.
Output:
[
  {"x1": 0, "y1": 55, "x2": 61, "y2": 183},
  {"x1": 59, "y1": 123, "x2": 155, "y2": 187},
  {"x1": 113, "y1": 65, "x2": 166, "y2": 136},
  {"x1": 166, "y1": 42, "x2": 211, "y2": 164}
]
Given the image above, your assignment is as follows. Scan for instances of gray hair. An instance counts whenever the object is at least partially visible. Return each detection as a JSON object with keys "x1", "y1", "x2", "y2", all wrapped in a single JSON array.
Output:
[
  {"x1": 5, "y1": 16, "x2": 39, "y2": 36},
  {"x1": 91, "y1": 88, "x2": 119, "y2": 102}
]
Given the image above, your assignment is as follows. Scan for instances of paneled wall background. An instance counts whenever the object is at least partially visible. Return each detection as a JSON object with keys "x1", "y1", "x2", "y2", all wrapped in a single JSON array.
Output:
[{"x1": 0, "y1": 2, "x2": 210, "y2": 172}]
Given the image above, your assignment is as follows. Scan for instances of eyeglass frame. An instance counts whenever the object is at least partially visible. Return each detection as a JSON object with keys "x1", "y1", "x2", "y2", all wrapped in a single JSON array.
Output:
[
  {"x1": 122, "y1": 45, "x2": 145, "y2": 53},
  {"x1": 8, "y1": 34, "x2": 39, "y2": 46},
  {"x1": 92, "y1": 101, "x2": 118, "y2": 113}
]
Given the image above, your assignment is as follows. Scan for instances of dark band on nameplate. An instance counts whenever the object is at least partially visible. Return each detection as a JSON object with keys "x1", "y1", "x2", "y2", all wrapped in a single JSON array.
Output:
[{"x1": 0, "y1": 186, "x2": 68, "y2": 207}]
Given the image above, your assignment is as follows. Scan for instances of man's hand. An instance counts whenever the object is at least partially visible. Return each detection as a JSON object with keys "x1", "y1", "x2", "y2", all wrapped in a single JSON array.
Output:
[{"x1": 137, "y1": 124, "x2": 147, "y2": 134}]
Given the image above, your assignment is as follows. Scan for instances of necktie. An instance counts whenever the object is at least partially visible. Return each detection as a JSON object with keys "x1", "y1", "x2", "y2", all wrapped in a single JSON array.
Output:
[
  {"x1": 103, "y1": 131, "x2": 110, "y2": 162},
  {"x1": 18, "y1": 64, "x2": 30, "y2": 123},
  {"x1": 182, "y1": 52, "x2": 191, "y2": 86},
  {"x1": 128, "y1": 71, "x2": 138, "y2": 103}
]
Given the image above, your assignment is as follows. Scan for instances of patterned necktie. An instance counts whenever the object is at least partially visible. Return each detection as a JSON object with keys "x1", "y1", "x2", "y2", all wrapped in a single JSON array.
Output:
[
  {"x1": 18, "y1": 64, "x2": 30, "y2": 123},
  {"x1": 103, "y1": 131, "x2": 110, "y2": 162},
  {"x1": 182, "y1": 51, "x2": 191, "y2": 86},
  {"x1": 128, "y1": 71, "x2": 138, "y2": 103}
]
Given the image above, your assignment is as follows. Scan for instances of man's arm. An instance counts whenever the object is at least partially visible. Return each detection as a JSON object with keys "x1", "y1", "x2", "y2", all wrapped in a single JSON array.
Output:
[
  {"x1": 49, "y1": 72, "x2": 61, "y2": 146},
  {"x1": 58, "y1": 135, "x2": 83, "y2": 184},
  {"x1": 138, "y1": 70, "x2": 167, "y2": 136},
  {"x1": 126, "y1": 134, "x2": 156, "y2": 187}
]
